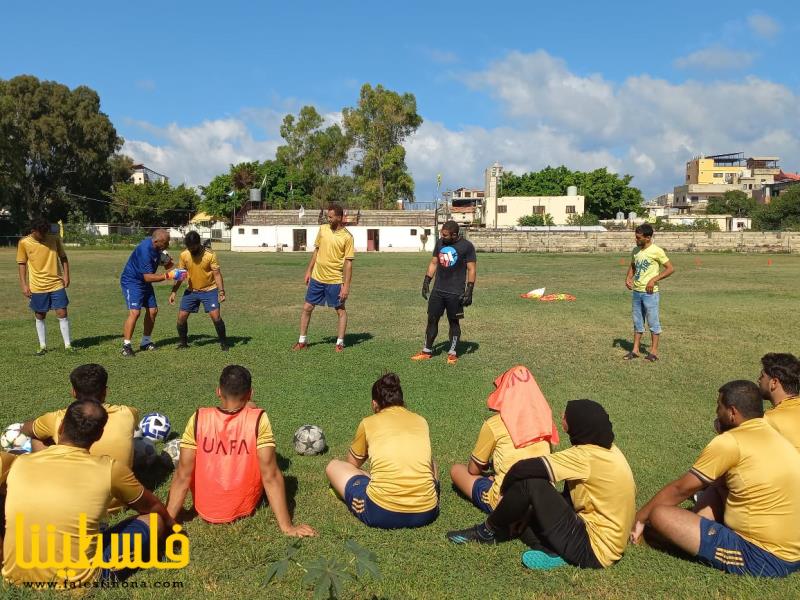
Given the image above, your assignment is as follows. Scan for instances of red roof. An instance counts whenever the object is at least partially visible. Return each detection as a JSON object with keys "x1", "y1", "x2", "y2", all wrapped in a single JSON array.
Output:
[{"x1": 777, "y1": 170, "x2": 800, "y2": 181}]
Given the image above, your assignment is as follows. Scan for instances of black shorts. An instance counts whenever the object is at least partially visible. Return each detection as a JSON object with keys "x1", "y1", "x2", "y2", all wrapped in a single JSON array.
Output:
[{"x1": 428, "y1": 290, "x2": 464, "y2": 320}]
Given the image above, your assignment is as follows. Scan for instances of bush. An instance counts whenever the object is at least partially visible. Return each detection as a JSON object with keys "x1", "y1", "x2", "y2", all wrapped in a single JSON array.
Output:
[
  {"x1": 653, "y1": 217, "x2": 720, "y2": 232},
  {"x1": 566, "y1": 212, "x2": 600, "y2": 226}
]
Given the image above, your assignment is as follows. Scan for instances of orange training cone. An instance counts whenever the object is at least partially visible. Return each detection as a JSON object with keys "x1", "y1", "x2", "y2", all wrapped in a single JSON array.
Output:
[{"x1": 767, "y1": 258, "x2": 773, "y2": 266}]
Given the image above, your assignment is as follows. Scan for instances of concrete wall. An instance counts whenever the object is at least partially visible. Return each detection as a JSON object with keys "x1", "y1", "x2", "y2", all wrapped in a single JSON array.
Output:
[{"x1": 466, "y1": 230, "x2": 800, "y2": 253}]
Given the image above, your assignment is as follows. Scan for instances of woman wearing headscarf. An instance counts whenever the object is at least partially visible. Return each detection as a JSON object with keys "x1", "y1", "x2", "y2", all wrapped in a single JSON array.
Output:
[{"x1": 447, "y1": 399, "x2": 636, "y2": 571}]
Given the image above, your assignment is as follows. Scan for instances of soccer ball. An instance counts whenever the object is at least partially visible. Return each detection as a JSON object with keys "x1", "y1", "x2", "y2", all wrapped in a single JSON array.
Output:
[
  {"x1": 133, "y1": 437, "x2": 157, "y2": 468},
  {"x1": 139, "y1": 412, "x2": 171, "y2": 442},
  {"x1": 292, "y1": 425, "x2": 327, "y2": 456},
  {"x1": 159, "y1": 251, "x2": 172, "y2": 266},
  {"x1": 1, "y1": 423, "x2": 32, "y2": 454},
  {"x1": 162, "y1": 438, "x2": 181, "y2": 467},
  {"x1": 438, "y1": 246, "x2": 459, "y2": 268}
]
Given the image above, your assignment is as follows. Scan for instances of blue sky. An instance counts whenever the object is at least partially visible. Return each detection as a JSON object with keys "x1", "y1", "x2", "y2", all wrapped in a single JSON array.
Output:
[{"x1": 3, "y1": 1, "x2": 799, "y2": 199}]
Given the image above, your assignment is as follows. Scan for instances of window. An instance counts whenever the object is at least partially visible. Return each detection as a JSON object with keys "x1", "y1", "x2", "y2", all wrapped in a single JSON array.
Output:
[
  {"x1": 424, "y1": 229, "x2": 431, "y2": 235},
  {"x1": 252, "y1": 228, "x2": 259, "y2": 234},
  {"x1": 238, "y1": 228, "x2": 244, "y2": 234},
  {"x1": 690, "y1": 196, "x2": 699, "y2": 203},
  {"x1": 410, "y1": 228, "x2": 417, "y2": 235},
  {"x1": 464, "y1": 191, "x2": 471, "y2": 198},
  {"x1": 533, "y1": 206, "x2": 545, "y2": 214},
  {"x1": 566, "y1": 205, "x2": 576, "y2": 214},
  {"x1": 713, "y1": 172, "x2": 723, "y2": 178},
  {"x1": 497, "y1": 205, "x2": 507, "y2": 213}
]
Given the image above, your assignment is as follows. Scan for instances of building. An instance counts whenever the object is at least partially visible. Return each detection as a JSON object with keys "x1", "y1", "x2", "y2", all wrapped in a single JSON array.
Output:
[
  {"x1": 231, "y1": 209, "x2": 435, "y2": 252},
  {"x1": 481, "y1": 163, "x2": 585, "y2": 228},
  {"x1": 442, "y1": 187, "x2": 484, "y2": 225},
  {"x1": 755, "y1": 178, "x2": 800, "y2": 204},
  {"x1": 130, "y1": 164, "x2": 169, "y2": 185},
  {"x1": 673, "y1": 153, "x2": 780, "y2": 212}
]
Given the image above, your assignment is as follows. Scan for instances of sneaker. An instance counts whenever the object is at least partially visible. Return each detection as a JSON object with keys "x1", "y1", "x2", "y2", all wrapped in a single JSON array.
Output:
[
  {"x1": 447, "y1": 353, "x2": 458, "y2": 365},
  {"x1": 521, "y1": 550, "x2": 567, "y2": 570},
  {"x1": 410, "y1": 351, "x2": 433, "y2": 361},
  {"x1": 292, "y1": 342, "x2": 308, "y2": 351},
  {"x1": 335, "y1": 343, "x2": 344, "y2": 353},
  {"x1": 139, "y1": 342, "x2": 157, "y2": 351},
  {"x1": 121, "y1": 344, "x2": 135, "y2": 358},
  {"x1": 176, "y1": 342, "x2": 189, "y2": 350},
  {"x1": 35, "y1": 347, "x2": 47, "y2": 357},
  {"x1": 446, "y1": 523, "x2": 497, "y2": 545}
]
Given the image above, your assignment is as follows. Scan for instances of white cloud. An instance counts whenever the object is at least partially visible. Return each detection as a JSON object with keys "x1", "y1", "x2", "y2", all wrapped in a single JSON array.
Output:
[
  {"x1": 674, "y1": 47, "x2": 755, "y2": 71},
  {"x1": 747, "y1": 13, "x2": 781, "y2": 39}
]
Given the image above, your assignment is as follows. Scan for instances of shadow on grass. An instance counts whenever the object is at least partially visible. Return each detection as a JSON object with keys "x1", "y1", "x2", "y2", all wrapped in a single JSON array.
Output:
[
  {"x1": 310, "y1": 332, "x2": 374, "y2": 348},
  {"x1": 134, "y1": 455, "x2": 173, "y2": 491},
  {"x1": 156, "y1": 334, "x2": 252, "y2": 348},
  {"x1": 72, "y1": 334, "x2": 120, "y2": 348},
  {"x1": 612, "y1": 338, "x2": 648, "y2": 354},
  {"x1": 431, "y1": 340, "x2": 480, "y2": 357}
]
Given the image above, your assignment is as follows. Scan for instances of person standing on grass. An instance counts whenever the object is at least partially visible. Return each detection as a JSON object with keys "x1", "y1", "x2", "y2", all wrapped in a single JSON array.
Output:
[
  {"x1": 759, "y1": 352, "x2": 800, "y2": 451},
  {"x1": 624, "y1": 223, "x2": 673, "y2": 362},
  {"x1": 293, "y1": 203, "x2": 354, "y2": 353},
  {"x1": 16, "y1": 217, "x2": 73, "y2": 356},
  {"x1": 168, "y1": 231, "x2": 229, "y2": 351},
  {"x1": 119, "y1": 228, "x2": 186, "y2": 357},
  {"x1": 411, "y1": 220, "x2": 476, "y2": 365},
  {"x1": 631, "y1": 380, "x2": 800, "y2": 578}
]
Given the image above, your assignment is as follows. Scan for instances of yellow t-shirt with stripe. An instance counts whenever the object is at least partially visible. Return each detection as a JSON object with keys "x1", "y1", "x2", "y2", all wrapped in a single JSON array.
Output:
[
  {"x1": 349, "y1": 406, "x2": 438, "y2": 513},
  {"x1": 177, "y1": 248, "x2": 220, "y2": 292},
  {"x1": 764, "y1": 396, "x2": 800, "y2": 452},
  {"x1": 690, "y1": 418, "x2": 800, "y2": 562},
  {"x1": 311, "y1": 224, "x2": 355, "y2": 284},
  {"x1": 180, "y1": 409, "x2": 276, "y2": 449},
  {"x1": 470, "y1": 414, "x2": 550, "y2": 509},
  {"x1": 2, "y1": 445, "x2": 143, "y2": 588},
  {"x1": 16, "y1": 234, "x2": 67, "y2": 293},
  {"x1": 542, "y1": 444, "x2": 636, "y2": 567},
  {"x1": 631, "y1": 243, "x2": 669, "y2": 292}
]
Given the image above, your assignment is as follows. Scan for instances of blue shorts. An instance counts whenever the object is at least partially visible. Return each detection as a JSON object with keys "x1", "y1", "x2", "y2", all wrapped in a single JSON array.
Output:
[
  {"x1": 471, "y1": 476, "x2": 494, "y2": 514},
  {"x1": 305, "y1": 278, "x2": 344, "y2": 308},
  {"x1": 697, "y1": 517, "x2": 800, "y2": 577},
  {"x1": 100, "y1": 517, "x2": 153, "y2": 581},
  {"x1": 121, "y1": 283, "x2": 157, "y2": 311},
  {"x1": 180, "y1": 289, "x2": 220, "y2": 313},
  {"x1": 344, "y1": 475, "x2": 439, "y2": 529},
  {"x1": 29, "y1": 288, "x2": 68, "y2": 313},
  {"x1": 632, "y1": 291, "x2": 661, "y2": 334}
]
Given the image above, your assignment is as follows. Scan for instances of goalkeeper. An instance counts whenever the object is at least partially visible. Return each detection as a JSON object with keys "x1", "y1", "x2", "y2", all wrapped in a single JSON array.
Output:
[
  {"x1": 120, "y1": 229, "x2": 186, "y2": 357},
  {"x1": 411, "y1": 221, "x2": 476, "y2": 365}
]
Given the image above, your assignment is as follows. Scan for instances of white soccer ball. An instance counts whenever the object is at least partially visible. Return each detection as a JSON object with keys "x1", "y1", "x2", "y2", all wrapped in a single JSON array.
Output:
[
  {"x1": 133, "y1": 437, "x2": 157, "y2": 468},
  {"x1": 292, "y1": 424, "x2": 327, "y2": 456},
  {"x1": 139, "y1": 412, "x2": 171, "y2": 442},
  {"x1": 1, "y1": 423, "x2": 32, "y2": 454},
  {"x1": 162, "y1": 438, "x2": 181, "y2": 467}
]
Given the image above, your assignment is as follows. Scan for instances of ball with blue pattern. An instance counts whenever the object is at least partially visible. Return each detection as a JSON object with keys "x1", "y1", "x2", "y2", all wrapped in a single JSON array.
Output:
[
  {"x1": 139, "y1": 412, "x2": 171, "y2": 442},
  {"x1": 438, "y1": 246, "x2": 459, "y2": 268}
]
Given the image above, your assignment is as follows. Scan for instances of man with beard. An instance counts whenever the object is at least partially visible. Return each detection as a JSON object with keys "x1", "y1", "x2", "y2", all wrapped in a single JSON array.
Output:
[
  {"x1": 631, "y1": 380, "x2": 800, "y2": 578},
  {"x1": 624, "y1": 223, "x2": 673, "y2": 362},
  {"x1": 411, "y1": 221, "x2": 476, "y2": 365},
  {"x1": 759, "y1": 352, "x2": 800, "y2": 451},
  {"x1": 169, "y1": 231, "x2": 229, "y2": 351}
]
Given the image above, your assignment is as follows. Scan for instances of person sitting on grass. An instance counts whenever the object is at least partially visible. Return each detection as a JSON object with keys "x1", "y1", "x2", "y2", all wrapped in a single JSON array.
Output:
[
  {"x1": 448, "y1": 399, "x2": 636, "y2": 572},
  {"x1": 166, "y1": 365, "x2": 316, "y2": 537},
  {"x1": 631, "y1": 380, "x2": 800, "y2": 578},
  {"x1": 759, "y1": 352, "x2": 800, "y2": 451},
  {"x1": 0, "y1": 451, "x2": 18, "y2": 563},
  {"x1": 20, "y1": 363, "x2": 139, "y2": 515},
  {"x1": 3, "y1": 400, "x2": 175, "y2": 588},
  {"x1": 450, "y1": 365, "x2": 556, "y2": 514},
  {"x1": 326, "y1": 373, "x2": 440, "y2": 529}
]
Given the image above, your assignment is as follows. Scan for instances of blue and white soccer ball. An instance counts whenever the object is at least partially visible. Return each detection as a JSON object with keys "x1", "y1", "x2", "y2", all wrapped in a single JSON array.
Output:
[
  {"x1": 139, "y1": 412, "x2": 171, "y2": 442},
  {"x1": 0, "y1": 423, "x2": 32, "y2": 454},
  {"x1": 292, "y1": 425, "x2": 327, "y2": 456},
  {"x1": 438, "y1": 246, "x2": 459, "y2": 268}
]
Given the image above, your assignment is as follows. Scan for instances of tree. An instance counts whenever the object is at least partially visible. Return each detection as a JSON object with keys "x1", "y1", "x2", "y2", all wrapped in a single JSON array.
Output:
[
  {"x1": 706, "y1": 190, "x2": 756, "y2": 217},
  {"x1": 109, "y1": 181, "x2": 198, "y2": 227},
  {"x1": 501, "y1": 166, "x2": 643, "y2": 219},
  {"x1": 752, "y1": 185, "x2": 800, "y2": 230},
  {"x1": 518, "y1": 213, "x2": 554, "y2": 226},
  {"x1": 109, "y1": 154, "x2": 135, "y2": 185},
  {"x1": 342, "y1": 84, "x2": 422, "y2": 209},
  {"x1": 0, "y1": 75, "x2": 122, "y2": 229}
]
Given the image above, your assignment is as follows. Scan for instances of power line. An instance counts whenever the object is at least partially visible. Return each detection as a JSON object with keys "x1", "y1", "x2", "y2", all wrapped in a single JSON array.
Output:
[{"x1": 51, "y1": 189, "x2": 195, "y2": 214}]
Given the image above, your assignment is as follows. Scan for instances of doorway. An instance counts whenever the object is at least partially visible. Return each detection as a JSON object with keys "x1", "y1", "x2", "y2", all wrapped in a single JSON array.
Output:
[
  {"x1": 367, "y1": 229, "x2": 380, "y2": 251},
  {"x1": 293, "y1": 229, "x2": 307, "y2": 251}
]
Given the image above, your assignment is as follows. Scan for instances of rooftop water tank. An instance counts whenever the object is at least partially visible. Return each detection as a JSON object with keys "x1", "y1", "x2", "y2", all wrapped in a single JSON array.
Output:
[{"x1": 567, "y1": 185, "x2": 578, "y2": 196}]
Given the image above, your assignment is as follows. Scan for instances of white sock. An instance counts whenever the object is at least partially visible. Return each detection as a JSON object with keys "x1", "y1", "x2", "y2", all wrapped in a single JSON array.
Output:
[
  {"x1": 141, "y1": 335, "x2": 152, "y2": 346},
  {"x1": 58, "y1": 317, "x2": 71, "y2": 348},
  {"x1": 123, "y1": 339, "x2": 132, "y2": 346},
  {"x1": 298, "y1": 335, "x2": 307, "y2": 344},
  {"x1": 35, "y1": 319, "x2": 46, "y2": 349},
  {"x1": 336, "y1": 338, "x2": 344, "y2": 346}
]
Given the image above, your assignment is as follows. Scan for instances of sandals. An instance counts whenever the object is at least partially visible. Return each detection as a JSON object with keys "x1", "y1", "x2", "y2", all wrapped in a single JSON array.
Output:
[
  {"x1": 623, "y1": 352, "x2": 639, "y2": 360},
  {"x1": 645, "y1": 353, "x2": 659, "y2": 362}
]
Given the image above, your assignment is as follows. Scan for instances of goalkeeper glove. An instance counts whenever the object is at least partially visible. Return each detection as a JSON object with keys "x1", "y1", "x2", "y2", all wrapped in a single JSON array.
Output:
[
  {"x1": 422, "y1": 275, "x2": 432, "y2": 300},
  {"x1": 460, "y1": 282, "x2": 474, "y2": 307}
]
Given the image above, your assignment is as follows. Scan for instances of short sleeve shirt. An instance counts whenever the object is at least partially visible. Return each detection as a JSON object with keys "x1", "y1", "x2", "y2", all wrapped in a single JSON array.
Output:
[
  {"x1": 178, "y1": 248, "x2": 220, "y2": 291},
  {"x1": 631, "y1": 243, "x2": 669, "y2": 292},
  {"x1": 764, "y1": 397, "x2": 800, "y2": 452},
  {"x1": 16, "y1": 234, "x2": 67, "y2": 293},
  {"x1": 432, "y1": 237, "x2": 476, "y2": 295},
  {"x1": 310, "y1": 224, "x2": 355, "y2": 284},
  {"x1": 121, "y1": 237, "x2": 161, "y2": 286}
]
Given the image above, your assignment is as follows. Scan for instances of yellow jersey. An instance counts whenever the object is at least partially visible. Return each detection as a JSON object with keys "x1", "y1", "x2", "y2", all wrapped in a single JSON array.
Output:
[
  {"x1": 470, "y1": 414, "x2": 550, "y2": 509},
  {"x1": 311, "y1": 224, "x2": 355, "y2": 284},
  {"x1": 181, "y1": 408, "x2": 276, "y2": 450},
  {"x1": 177, "y1": 248, "x2": 220, "y2": 292},
  {"x1": 764, "y1": 396, "x2": 800, "y2": 452},
  {"x1": 16, "y1": 234, "x2": 67, "y2": 293},
  {"x1": 349, "y1": 406, "x2": 437, "y2": 513},
  {"x1": 543, "y1": 444, "x2": 636, "y2": 567},
  {"x1": 691, "y1": 418, "x2": 800, "y2": 561},
  {"x1": 631, "y1": 243, "x2": 669, "y2": 292},
  {"x1": 2, "y1": 445, "x2": 143, "y2": 588},
  {"x1": 1, "y1": 451, "x2": 18, "y2": 486}
]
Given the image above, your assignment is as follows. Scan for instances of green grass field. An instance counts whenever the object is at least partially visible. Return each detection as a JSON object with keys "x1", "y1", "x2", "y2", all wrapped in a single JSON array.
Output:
[{"x1": 1, "y1": 248, "x2": 800, "y2": 599}]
